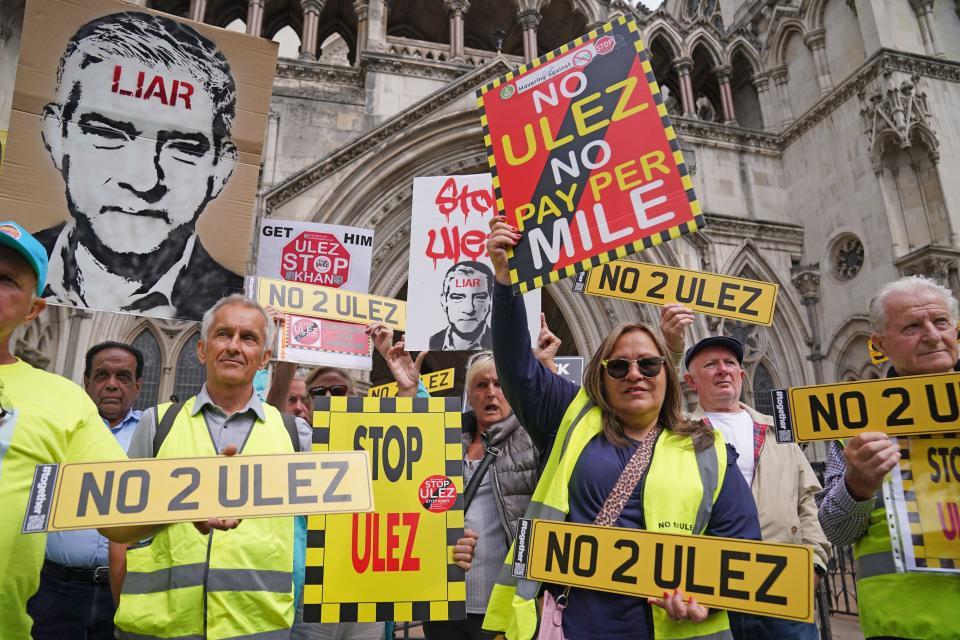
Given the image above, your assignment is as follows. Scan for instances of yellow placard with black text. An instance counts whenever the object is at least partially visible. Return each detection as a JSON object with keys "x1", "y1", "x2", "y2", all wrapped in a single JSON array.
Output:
[
  {"x1": 368, "y1": 368, "x2": 456, "y2": 398},
  {"x1": 21, "y1": 452, "x2": 373, "y2": 533},
  {"x1": 304, "y1": 395, "x2": 466, "y2": 622},
  {"x1": 771, "y1": 371, "x2": 960, "y2": 443},
  {"x1": 246, "y1": 276, "x2": 405, "y2": 330},
  {"x1": 516, "y1": 519, "x2": 813, "y2": 622},
  {"x1": 574, "y1": 260, "x2": 778, "y2": 325},
  {"x1": 890, "y1": 434, "x2": 960, "y2": 573}
]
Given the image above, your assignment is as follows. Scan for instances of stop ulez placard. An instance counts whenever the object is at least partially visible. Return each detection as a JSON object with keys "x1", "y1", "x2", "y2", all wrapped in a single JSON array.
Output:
[
  {"x1": 771, "y1": 371, "x2": 960, "y2": 443},
  {"x1": 21, "y1": 452, "x2": 373, "y2": 533},
  {"x1": 514, "y1": 519, "x2": 813, "y2": 622}
]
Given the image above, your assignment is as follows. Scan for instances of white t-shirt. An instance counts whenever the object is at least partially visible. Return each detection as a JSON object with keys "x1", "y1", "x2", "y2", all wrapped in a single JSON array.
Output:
[{"x1": 704, "y1": 409, "x2": 756, "y2": 486}]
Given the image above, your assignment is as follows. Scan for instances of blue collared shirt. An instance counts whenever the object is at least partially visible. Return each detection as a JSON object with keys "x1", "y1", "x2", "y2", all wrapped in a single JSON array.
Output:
[{"x1": 44, "y1": 407, "x2": 142, "y2": 568}]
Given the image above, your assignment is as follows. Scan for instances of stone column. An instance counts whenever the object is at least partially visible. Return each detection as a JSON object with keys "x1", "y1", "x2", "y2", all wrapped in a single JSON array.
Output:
[
  {"x1": 366, "y1": 0, "x2": 387, "y2": 51},
  {"x1": 188, "y1": 0, "x2": 207, "y2": 23},
  {"x1": 714, "y1": 65, "x2": 736, "y2": 125},
  {"x1": 910, "y1": 0, "x2": 942, "y2": 57},
  {"x1": 770, "y1": 65, "x2": 794, "y2": 128},
  {"x1": 246, "y1": 0, "x2": 265, "y2": 36},
  {"x1": 353, "y1": 0, "x2": 369, "y2": 54},
  {"x1": 445, "y1": 0, "x2": 469, "y2": 60},
  {"x1": 299, "y1": 0, "x2": 325, "y2": 60},
  {"x1": 791, "y1": 265, "x2": 824, "y2": 385},
  {"x1": 517, "y1": 10, "x2": 541, "y2": 64},
  {"x1": 674, "y1": 57, "x2": 695, "y2": 117},
  {"x1": 751, "y1": 73, "x2": 775, "y2": 132},
  {"x1": 804, "y1": 29, "x2": 833, "y2": 96}
]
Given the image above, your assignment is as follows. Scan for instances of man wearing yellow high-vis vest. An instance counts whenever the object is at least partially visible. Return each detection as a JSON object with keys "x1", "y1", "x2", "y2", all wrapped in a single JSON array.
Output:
[
  {"x1": 818, "y1": 276, "x2": 960, "y2": 640},
  {"x1": 108, "y1": 294, "x2": 312, "y2": 640}
]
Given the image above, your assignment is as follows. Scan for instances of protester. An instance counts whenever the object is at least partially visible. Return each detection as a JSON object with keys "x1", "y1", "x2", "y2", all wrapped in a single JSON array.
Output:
[
  {"x1": 818, "y1": 275, "x2": 960, "y2": 639},
  {"x1": 662, "y1": 306, "x2": 829, "y2": 640},
  {"x1": 0, "y1": 222, "x2": 131, "y2": 638},
  {"x1": 482, "y1": 217, "x2": 760, "y2": 640},
  {"x1": 393, "y1": 350, "x2": 537, "y2": 640},
  {"x1": 111, "y1": 294, "x2": 311, "y2": 639},
  {"x1": 28, "y1": 341, "x2": 145, "y2": 639}
]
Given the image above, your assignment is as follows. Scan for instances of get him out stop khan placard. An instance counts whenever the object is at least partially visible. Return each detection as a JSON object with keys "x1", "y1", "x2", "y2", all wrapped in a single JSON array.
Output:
[{"x1": 477, "y1": 16, "x2": 702, "y2": 294}]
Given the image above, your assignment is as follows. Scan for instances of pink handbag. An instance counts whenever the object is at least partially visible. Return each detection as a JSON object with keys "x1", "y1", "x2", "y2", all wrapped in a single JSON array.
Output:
[{"x1": 537, "y1": 586, "x2": 569, "y2": 640}]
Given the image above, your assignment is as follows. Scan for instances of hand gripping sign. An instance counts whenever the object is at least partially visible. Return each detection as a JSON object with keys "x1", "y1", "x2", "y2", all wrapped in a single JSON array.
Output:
[
  {"x1": 476, "y1": 16, "x2": 702, "y2": 294},
  {"x1": 21, "y1": 452, "x2": 373, "y2": 533},
  {"x1": 887, "y1": 434, "x2": 960, "y2": 574},
  {"x1": 574, "y1": 260, "x2": 779, "y2": 325},
  {"x1": 304, "y1": 395, "x2": 466, "y2": 623},
  {"x1": 513, "y1": 519, "x2": 814, "y2": 622},
  {"x1": 771, "y1": 372, "x2": 960, "y2": 443}
]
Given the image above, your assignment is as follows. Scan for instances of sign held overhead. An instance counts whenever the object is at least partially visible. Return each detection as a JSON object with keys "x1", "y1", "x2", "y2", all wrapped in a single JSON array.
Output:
[{"x1": 574, "y1": 260, "x2": 778, "y2": 325}]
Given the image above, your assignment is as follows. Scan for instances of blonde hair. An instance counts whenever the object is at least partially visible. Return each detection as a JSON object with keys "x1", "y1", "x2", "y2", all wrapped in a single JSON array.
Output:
[
  {"x1": 304, "y1": 366, "x2": 353, "y2": 391},
  {"x1": 582, "y1": 322, "x2": 713, "y2": 450},
  {"x1": 465, "y1": 352, "x2": 496, "y2": 391}
]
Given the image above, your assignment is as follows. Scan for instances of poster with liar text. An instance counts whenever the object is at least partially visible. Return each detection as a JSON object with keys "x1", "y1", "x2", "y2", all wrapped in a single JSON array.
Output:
[
  {"x1": 406, "y1": 174, "x2": 540, "y2": 351},
  {"x1": 476, "y1": 16, "x2": 702, "y2": 294},
  {"x1": 0, "y1": 0, "x2": 277, "y2": 320}
]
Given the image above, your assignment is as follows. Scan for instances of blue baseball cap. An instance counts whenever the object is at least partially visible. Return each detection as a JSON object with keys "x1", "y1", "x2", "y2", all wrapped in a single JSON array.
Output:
[{"x1": 0, "y1": 222, "x2": 48, "y2": 296}]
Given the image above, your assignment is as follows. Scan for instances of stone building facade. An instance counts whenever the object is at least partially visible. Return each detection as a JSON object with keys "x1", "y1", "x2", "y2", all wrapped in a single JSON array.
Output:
[{"x1": 1, "y1": 0, "x2": 958, "y2": 461}]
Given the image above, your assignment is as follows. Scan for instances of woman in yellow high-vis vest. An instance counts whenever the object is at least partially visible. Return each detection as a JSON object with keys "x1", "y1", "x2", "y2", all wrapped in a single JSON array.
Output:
[{"x1": 480, "y1": 218, "x2": 761, "y2": 640}]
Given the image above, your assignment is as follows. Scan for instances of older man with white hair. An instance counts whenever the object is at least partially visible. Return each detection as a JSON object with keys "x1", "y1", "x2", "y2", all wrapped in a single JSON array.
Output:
[
  {"x1": 818, "y1": 275, "x2": 960, "y2": 640},
  {"x1": 111, "y1": 293, "x2": 312, "y2": 640}
]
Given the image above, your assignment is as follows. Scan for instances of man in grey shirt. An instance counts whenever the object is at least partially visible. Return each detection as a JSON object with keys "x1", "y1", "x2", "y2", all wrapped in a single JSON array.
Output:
[{"x1": 109, "y1": 294, "x2": 310, "y2": 639}]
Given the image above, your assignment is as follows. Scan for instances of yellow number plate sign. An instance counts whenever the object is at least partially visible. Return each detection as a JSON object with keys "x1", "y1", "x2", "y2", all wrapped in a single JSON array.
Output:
[
  {"x1": 574, "y1": 260, "x2": 778, "y2": 325},
  {"x1": 771, "y1": 371, "x2": 960, "y2": 443},
  {"x1": 22, "y1": 452, "x2": 373, "y2": 533},
  {"x1": 514, "y1": 519, "x2": 813, "y2": 622}
]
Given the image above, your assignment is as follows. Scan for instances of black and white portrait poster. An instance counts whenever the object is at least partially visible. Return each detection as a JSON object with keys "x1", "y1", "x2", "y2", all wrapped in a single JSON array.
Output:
[
  {"x1": 407, "y1": 174, "x2": 540, "y2": 351},
  {"x1": 0, "y1": 0, "x2": 277, "y2": 320}
]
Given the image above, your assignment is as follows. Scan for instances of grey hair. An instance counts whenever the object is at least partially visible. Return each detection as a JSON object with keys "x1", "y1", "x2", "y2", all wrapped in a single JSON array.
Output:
[
  {"x1": 869, "y1": 275, "x2": 959, "y2": 332},
  {"x1": 465, "y1": 352, "x2": 496, "y2": 390},
  {"x1": 199, "y1": 294, "x2": 275, "y2": 351}
]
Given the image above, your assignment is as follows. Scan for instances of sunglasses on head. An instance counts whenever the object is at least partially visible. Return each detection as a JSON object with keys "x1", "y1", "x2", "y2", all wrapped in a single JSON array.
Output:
[
  {"x1": 308, "y1": 385, "x2": 349, "y2": 397},
  {"x1": 601, "y1": 356, "x2": 667, "y2": 380}
]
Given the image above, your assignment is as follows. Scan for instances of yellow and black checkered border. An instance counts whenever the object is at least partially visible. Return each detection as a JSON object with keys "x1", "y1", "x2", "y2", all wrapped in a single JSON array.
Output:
[
  {"x1": 303, "y1": 395, "x2": 467, "y2": 622},
  {"x1": 898, "y1": 436, "x2": 956, "y2": 571},
  {"x1": 475, "y1": 16, "x2": 703, "y2": 296}
]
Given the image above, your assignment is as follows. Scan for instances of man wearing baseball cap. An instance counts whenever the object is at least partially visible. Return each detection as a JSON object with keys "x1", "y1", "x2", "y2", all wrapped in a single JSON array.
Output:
[
  {"x1": 660, "y1": 305, "x2": 830, "y2": 639},
  {"x1": 0, "y1": 221, "x2": 129, "y2": 638}
]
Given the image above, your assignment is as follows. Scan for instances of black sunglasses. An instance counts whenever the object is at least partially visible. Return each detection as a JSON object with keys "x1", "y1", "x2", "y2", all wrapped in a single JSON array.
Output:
[
  {"x1": 601, "y1": 356, "x2": 667, "y2": 380},
  {"x1": 308, "y1": 385, "x2": 349, "y2": 397}
]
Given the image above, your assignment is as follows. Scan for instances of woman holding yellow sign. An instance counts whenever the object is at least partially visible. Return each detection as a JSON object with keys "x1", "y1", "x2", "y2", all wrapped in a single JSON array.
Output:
[{"x1": 482, "y1": 217, "x2": 761, "y2": 640}]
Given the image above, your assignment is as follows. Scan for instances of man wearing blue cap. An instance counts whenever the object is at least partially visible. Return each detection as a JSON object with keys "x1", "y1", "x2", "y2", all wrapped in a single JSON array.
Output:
[
  {"x1": 661, "y1": 304, "x2": 829, "y2": 640},
  {"x1": 0, "y1": 221, "x2": 130, "y2": 638}
]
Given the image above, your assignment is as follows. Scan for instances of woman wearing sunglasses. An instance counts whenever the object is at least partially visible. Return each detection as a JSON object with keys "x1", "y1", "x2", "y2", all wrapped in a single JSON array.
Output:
[{"x1": 482, "y1": 218, "x2": 760, "y2": 640}]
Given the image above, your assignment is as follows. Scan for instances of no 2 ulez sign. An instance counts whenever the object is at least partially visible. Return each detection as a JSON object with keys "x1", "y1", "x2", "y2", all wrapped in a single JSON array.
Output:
[{"x1": 477, "y1": 17, "x2": 702, "y2": 294}]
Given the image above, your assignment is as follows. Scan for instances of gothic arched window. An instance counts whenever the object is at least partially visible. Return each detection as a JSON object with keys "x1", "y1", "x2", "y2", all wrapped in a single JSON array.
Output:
[
  {"x1": 752, "y1": 361, "x2": 776, "y2": 416},
  {"x1": 173, "y1": 332, "x2": 206, "y2": 402},
  {"x1": 131, "y1": 330, "x2": 162, "y2": 410}
]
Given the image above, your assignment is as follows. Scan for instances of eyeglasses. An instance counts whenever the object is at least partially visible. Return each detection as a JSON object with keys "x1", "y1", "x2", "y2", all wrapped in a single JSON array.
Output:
[
  {"x1": 308, "y1": 385, "x2": 349, "y2": 397},
  {"x1": 601, "y1": 357, "x2": 666, "y2": 380}
]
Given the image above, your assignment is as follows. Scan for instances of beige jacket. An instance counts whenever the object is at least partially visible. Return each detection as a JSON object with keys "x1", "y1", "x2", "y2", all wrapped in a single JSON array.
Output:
[{"x1": 689, "y1": 402, "x2": 831, "y2": 572}]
